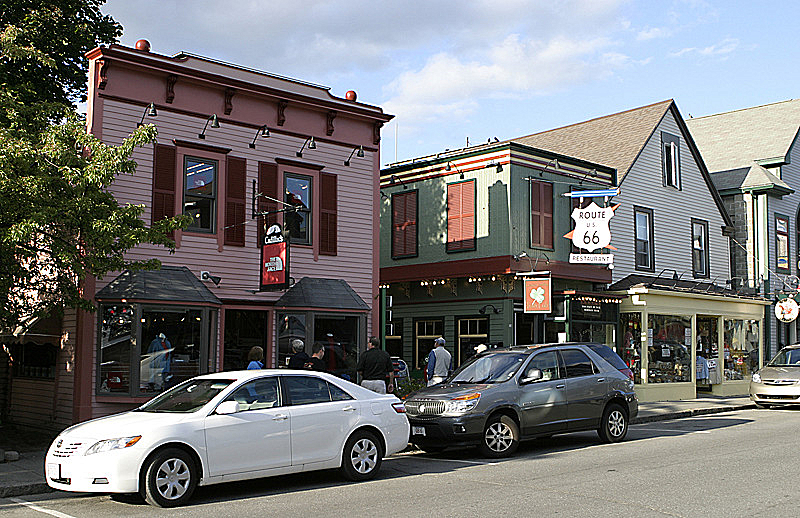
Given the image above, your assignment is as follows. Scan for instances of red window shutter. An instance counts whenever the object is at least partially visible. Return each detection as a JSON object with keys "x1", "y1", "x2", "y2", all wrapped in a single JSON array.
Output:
[
  {"x1": 530, "y1": 181, "x2": 553, "y2": 248},
  {"x1": 224, "y1": 156, "x2": 247, "y2": 246},
  {"x1": 392, "y1": 191, "x2": 417, "y2": 258},
  {"x1": 152, "y1": 144, "x2": 176, "y2": 236},
  {"x1": 257, "y1": 162, "x2": 278, "y2": 246},
  {"x1": 319, "y1": 172, "x2": 337, "y2": 255},
  {"x1": 447, "y1": 181, "x2": 475, "y2": 252}
]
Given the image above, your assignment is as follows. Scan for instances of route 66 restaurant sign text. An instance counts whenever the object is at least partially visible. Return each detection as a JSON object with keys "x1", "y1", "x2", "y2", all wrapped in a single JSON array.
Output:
[
  {"x1": 564, "y1": 189, "x2": 619, "y2": 264},
  {"x1": 260, "y1": 224, "x2": 290, "y2": 291}
]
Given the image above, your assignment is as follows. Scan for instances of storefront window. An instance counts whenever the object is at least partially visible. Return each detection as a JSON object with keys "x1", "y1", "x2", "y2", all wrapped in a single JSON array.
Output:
[
  {"x1": 620, "y1": 312, "x2": 642, "y2": 384},
  {"x1": 457, "y1": 317, "x2": 488, "y2": 365},
  {"x1": 696, "y1": 316, "x2": 719, "y2": 388},
  {"x1": 223, "y1": 310, "x2": 269, "y2": 370},
  {"x1": 140, "y1": 308, "x2": 204, "y2": 394},
  {"x1": 277, "y1": 313, "x2": 306, "y2": 368},
  {"x1": 724, "y1": 319, "x2": 760, "y2": 380},
  {"x1": 315, "y1": 316, "x2": 359, "y2": 382},
  {"x1": 415, "y1": 319, "x2": 443, "y2": 370},
  {"x1": 385, "y1": 318, "x2": 403, "y2": 359},
  {"x1": 99, "y1": 304, "x2": 133, "y2": 393},
  {"x1": 647, "y1": 314, "x2": 692, "y2": 383}
]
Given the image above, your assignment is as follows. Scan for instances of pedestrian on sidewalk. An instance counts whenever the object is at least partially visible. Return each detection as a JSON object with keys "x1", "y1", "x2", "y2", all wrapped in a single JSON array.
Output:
[
  {"x1": 246, "y1": 346, "x2": 264, "y2": 369},
  {"x1": 357, "y1": 336, "x2": 394, "y2": 394},
  {"x1": 287, "y1": 339, "x2": 310, "y2": 369},
  {"x1": 304, "y1": 342, "x2": 326, "y2": 371},
  {"x1": 427, "y1": 337, "x2": 452, "y2": 386}
]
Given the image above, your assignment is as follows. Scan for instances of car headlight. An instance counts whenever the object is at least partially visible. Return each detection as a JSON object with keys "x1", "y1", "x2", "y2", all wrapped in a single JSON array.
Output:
[
  {"x1": 752, "y1": 373, "x2": 761, "y2": 383},
  {"x1": 84, "y1": 436, "x2": 141, "y2": 455},
  {"x1": 443, "y1": 393, "x2": 481, "y2": 415}
]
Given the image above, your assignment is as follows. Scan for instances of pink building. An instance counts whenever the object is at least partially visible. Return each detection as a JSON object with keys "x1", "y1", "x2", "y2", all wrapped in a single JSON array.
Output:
[{"x1": 2, "y1": 41, "x2": 391, "y2": 429}]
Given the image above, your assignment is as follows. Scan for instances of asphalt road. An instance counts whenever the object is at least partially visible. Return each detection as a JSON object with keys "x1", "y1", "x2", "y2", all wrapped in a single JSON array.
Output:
[{"x1": 2, "y1": 408, "x2": 798, "y2": 518}]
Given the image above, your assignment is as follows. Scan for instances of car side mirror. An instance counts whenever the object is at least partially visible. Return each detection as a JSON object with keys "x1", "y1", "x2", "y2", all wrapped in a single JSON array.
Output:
[
  {"x1": 215, "y1": 400, "x2": 240, "y2": 415},
  {"x1": 521, "y1": 369, "x2": 543, "y2": 384}
]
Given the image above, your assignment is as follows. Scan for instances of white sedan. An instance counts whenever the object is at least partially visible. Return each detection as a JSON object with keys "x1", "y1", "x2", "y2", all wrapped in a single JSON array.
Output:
[{"x1": 46, "y1": 370, "x2": 409, "y2": 507}]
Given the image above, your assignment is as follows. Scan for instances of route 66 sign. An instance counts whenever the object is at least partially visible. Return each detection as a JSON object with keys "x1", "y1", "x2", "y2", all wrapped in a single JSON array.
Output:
[{"x1": 571, "y1": 202, "x2": 614, "y2": 252}]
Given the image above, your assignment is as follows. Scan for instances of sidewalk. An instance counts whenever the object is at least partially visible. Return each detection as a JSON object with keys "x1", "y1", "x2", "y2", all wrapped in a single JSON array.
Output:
[{"x1": 0, "y1": 395, "x2": 755, "y2": 499}]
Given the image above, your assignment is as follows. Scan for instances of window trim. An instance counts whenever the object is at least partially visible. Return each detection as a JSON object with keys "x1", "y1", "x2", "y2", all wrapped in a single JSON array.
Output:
[
  {"x1": 446, "y1": 179, "x2": 477, "y2": 253},
  {"x1": 691, "y1": 218, "x2": 710, "y2": 278},
  {"x1": 183, "y1": 155, "x2": 219, "y2": 234},
  {"x1": 661, "y1": 132, "x2": 681, "y2": 190},
  {"x1": 776, "y1": 213, "x2": 791, "y2": 273},
  {"x1": 529, "y1": 179, "x2": 554, "y2": 250},
  {"x1": 633, "y1": 206, "x2": 655, "y2": 272},
  {"x1": 413, "y1": 317, "x2": 444, "y2": 371},
  {"x1": 391, "y1": 189, "x2": 419, "y2": 259}
]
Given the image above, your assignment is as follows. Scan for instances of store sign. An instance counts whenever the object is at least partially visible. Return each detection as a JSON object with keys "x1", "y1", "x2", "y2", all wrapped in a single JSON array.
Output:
[
  {"x1": 569, "y1": 253, "x2": 614, "y2": 264},
  {"x1": 524, "y1": 277, "x2": 551, "y2": 313},
  {"x1": 571, "y1": 202, "x2": 614, "y2": 252},
  {"x1": 260, "y1": 224, "x2": 290, "y2": 291},
  {"x1": 775, "y1": 297, "x2": 799, "y2": 323}
]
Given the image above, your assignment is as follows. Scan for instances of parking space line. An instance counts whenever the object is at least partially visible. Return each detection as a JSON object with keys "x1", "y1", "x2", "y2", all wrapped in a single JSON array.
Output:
[
  {"x1": 406, "y1": 456, "x2": 499, "y2": 466},
  {"x1": 634, "y1": 427, "x2": 711, "y2": 434},
  {"x1": 8, "y1": 497, "x2": 77, "y2": 518}
]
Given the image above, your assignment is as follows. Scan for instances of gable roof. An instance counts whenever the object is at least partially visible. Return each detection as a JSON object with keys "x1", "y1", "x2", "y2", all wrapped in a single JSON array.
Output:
[
  {"x1": 512, "y1": 99, "x2": 673, "y2": 181},
  {"x1": 685, "y1": 98, "x2": 800, "y2": 172},
  {"x1": 95, "y1": 266, "x2": 222, "y2": 304},
  {"x1": 275, "y1": 277, "x2": 370, "y2": 311},
  {"x1": 710, "y1": 164, "x2": 794, "y2": 196}
]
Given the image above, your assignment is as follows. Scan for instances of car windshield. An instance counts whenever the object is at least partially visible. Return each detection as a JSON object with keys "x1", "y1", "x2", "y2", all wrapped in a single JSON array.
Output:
[
  {"x1": 768, "y1": 348, "x2": 800, "y2": 367},
  {"x1": 450, "y1": 352, "x2": 527, "y2": 384},
  {"x1": 136, "y1": 378, "x2": 235, "y2": 413}
]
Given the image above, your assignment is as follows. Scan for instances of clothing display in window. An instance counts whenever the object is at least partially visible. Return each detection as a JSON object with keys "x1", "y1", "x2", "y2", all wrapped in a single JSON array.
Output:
[{"x1": 696, "y1": 355, "x2": 709, "y2": 382}]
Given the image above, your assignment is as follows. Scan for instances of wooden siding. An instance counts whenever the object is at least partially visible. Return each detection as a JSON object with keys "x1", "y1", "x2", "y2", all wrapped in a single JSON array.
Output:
[
  {"x1": 611, "y1": 111, "x2": 730, "y2": 284},
  {"x1": 99, "y1": 99, "x2": 376, "y2": 308}
]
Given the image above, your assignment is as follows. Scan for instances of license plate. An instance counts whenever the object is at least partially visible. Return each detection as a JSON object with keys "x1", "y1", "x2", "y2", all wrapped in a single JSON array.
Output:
[
  {"x1": 47, "y1": 463, "x2": 60, "y2": 479},
  {"x1": 412, "y1": 426, "x2": 425, "y2": 436}
]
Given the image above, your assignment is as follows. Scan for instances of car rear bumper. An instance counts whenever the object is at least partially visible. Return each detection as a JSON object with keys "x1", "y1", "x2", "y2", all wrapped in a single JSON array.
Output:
[{"x1": 407, "y1": 413, "x2": 486, "y2": 448}]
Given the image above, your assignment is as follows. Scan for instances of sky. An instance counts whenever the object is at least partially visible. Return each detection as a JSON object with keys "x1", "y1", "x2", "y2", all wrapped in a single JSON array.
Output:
[{"x1": 102, "y1": 0, "x2": 800, "y2": 166}]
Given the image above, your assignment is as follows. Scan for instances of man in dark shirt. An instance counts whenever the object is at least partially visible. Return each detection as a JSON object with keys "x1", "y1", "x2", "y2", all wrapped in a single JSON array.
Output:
[
  {"x1": 356, "y1": 336, "x2": 394, "y2": 394},
  {"x1": 287, "y1": 339, "x2": 310, "y2": 369},
  {"x1": 304, "y1": 342, "x2": 326, "y2": 371}
]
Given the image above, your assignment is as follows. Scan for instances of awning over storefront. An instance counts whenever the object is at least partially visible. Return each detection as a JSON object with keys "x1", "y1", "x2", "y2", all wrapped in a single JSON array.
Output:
[
  {"x1": 95, "y1": 266, "x2": 221, "y2": 305},
  {"x1": 275, "y1": 277, "x2": 370, "y2": 311},
  {"x1": 609, "y1": 274, "x2": 766, "y2": 300}
]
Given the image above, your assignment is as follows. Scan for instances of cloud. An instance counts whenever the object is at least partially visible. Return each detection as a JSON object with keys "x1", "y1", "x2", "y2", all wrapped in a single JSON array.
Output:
[
  {"x1": 670, "y1": 37, "x2": 739, "y2": 58},
  {"x1": 637, "y1": 27, "x2": 671, "y2": 41}
]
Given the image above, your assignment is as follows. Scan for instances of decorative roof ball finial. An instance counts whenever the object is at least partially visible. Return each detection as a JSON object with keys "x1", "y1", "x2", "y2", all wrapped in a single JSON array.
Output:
[
  {"x1": 135, "y1": 39, "x2": 151, "y2": 52},
  {"x1": 345, "y1": 90, "x2": 357, "y2": 102}
]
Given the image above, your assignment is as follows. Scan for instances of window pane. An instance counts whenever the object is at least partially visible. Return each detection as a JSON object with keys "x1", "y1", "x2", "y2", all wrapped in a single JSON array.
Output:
[
  {"x1": 227, "y1": 377, "x2": 280, "y2": 410},
  {"x1": 328, "y1": 382, "x2": 354, "y2": 401},
  {"x1": 635, "y1": 212, "x2": 649, "y2": 240},
  {"x1": 99, "y1": 305, "x2": 133, "y2": 393},
  {"x1": 560, "y1": 349, "x2": 595, "y2": 378},
  {"x1": 140, "y1": 309, "x2": 203, "y2": 394},
  {"x1": 285, "y1": 174, "x2": 312, "y2": 244},
  {"x1": 284, "y1": 376, "x2": 331, "y2": 405},
  {"x1": 277, "y1": 313, "x2": 306, "y2": 368},
  {"x1": 525, "y1": 351, "x2": 560, "y2": 380},
  {"x1": 647, "y1": 314, "x2": 691, "y2": 383},
  {"x1": 184, "y1": 158, "x2": 216, "y2": 231}
]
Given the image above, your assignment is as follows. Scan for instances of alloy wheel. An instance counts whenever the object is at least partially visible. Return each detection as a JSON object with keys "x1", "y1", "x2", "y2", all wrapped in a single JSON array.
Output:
[
  {"x1": 607, "y1": 408, "x2": 625, "y2": 438},
  {"x1": 154, "y1": 457, "x2": 191, "y2": 500},
  {"x1": 350, "y1": 438, "x2": 378, "y2": 474},
  {"x1": 485, "y1": 421, "x2": 514, "y2": 452}
]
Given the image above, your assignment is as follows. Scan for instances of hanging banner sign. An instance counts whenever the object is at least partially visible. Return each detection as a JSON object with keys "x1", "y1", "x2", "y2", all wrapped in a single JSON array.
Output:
[
  {"x1": 524, "y1": 277, "x2": 552, "y2": 313},
  {"x1": 775, "y1": 297, "x2": 799, "y2": 323},
  {"x1": 260, "y1": 224, "x2": 290, "y2": 291}
]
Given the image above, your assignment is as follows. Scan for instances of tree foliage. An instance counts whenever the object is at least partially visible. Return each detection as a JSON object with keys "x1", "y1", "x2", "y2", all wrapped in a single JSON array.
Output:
[{"x1": 1, "y1": 2, "x2": 190, "y2": 332}]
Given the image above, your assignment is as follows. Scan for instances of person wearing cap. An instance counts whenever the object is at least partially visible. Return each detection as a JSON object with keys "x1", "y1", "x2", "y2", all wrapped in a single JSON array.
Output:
[
  {"x1": 287, "y1": 339, "x2": 310, "y2": 369},
  {"x1": 427, "y1": 337, "x2": 453, "y2": 386},
  {"x1": 357, "y1": 336, "x2": 394, "y2": 394},
  {"x1": 146, "y1": 332, "x2": 172, "y2": 391}
]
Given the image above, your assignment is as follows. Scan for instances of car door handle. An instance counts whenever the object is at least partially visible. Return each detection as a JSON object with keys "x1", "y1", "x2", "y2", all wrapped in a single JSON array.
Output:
[
  {"x1": 597, "y1": 378, "x2": 605, "y2": 383},
  {"x1": 272, "y1": 414, "x2": 288, "y2": 421},
  {"x1": 342, "y1": 405, "x2": 356, "y2": 412},
  {"x1": 556, "y1": 384, "x2": 565, "y2": 389}
]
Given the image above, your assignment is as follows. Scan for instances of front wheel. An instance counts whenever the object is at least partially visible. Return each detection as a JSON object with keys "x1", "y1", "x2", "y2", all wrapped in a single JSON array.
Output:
[
  {"x1": 478, "y1": 415, "x2": 519, "y2": 458},
  {"x1": 340, "y1": 431, "x2": 383, "y2": 481},
  {"x1": 597, "y1": 403, "x2": 628, "y2": 443},
  {"x1": 142, "y1": 448, "x2": 198, "y2": 508}
]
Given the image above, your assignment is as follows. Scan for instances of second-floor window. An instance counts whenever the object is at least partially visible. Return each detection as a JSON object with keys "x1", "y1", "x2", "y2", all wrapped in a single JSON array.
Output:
[
  {"x1": 392, "y1": 190, "x2": 418, "y2": 258},
  {"x1": 530, "y1": 180, "x2": 553, "y2": 249},
  {"x1": 777, "y1": 215, "x2": 790, "y2": 272},
  {"x1": 447, "y1": 180, "x2": 475, "y2": 252},
  {"x1": 284, "y1": 173, "x2": 312, "y2": 245},
  {"x1": 661, "y1": 132, "x2": 681, "y2": 189},
  {"x1": 692, "y1": 219, "x2": 709, "y2": 278},
  {"x1": 634, "y1": 206, "x2": 654, "y2": 271},
  {"x1": 184, "y1": 157, "x2": 217, "y2": 232}
]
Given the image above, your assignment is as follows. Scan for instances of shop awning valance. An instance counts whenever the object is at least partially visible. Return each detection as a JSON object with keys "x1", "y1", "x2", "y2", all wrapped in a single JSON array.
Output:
[
  {"x1": 275, "y1": 277, "x2": 370, "y2": 311},
  {"x1": 95, "y1": 266, "x2": 221, "y2": 305},
  {"x1": 608, "y1": 274, "x2": 767, "y2": 300}
]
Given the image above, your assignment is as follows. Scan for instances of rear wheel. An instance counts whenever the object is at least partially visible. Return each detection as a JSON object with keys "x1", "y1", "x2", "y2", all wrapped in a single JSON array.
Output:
[
  {"x1": 597, "y1": 403, "x2": 628, "y2": 443},
  {"x1": 478, "y1": 415, "x2": 519, "y2": 458},
  {"x1": 340, "y1": 431, "x2": 383, "y2": 481},
  {"x1": 142, "y1": 448, "x2": 197, "y2": 508}
]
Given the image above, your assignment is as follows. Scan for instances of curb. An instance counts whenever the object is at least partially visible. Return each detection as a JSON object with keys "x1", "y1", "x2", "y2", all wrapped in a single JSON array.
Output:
[
  {"x1": 631, "y1": 403, "x2": 756, "y2": 425},
  {"x1": 0, "y1": 483, "x2": 52, "y2": 499}
]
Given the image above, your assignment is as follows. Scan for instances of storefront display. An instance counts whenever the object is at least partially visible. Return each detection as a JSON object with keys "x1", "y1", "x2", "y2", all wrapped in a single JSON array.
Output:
[
  {"x1": 724, "y1": 319, "x2": 760, "y2": 380},
  {"x1": 696, "y1": 316, "x2": 719, "y2": 389},
  {"x1": 620, "y1": 312, "x2": 642, "y2": 383},
  {"x1": 647, "y1": 314, "x2": 691, "y2": 383}
]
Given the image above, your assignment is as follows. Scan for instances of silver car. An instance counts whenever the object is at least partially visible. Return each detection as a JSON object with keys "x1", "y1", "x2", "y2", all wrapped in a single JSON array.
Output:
[{"x1": 750, "y1": 345, "x2": 800, "y2": 408}]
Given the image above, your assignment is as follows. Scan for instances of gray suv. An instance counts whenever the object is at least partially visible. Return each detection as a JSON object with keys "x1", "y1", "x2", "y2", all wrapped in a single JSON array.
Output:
[{"x1": 405, "y1": 343, "x2": 638, "y2": 458}]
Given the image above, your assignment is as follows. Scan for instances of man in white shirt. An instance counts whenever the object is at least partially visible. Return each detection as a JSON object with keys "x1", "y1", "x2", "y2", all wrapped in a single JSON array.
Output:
[{"x1": 427, "y1": 337, "x2": 452, "y2": 386}]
